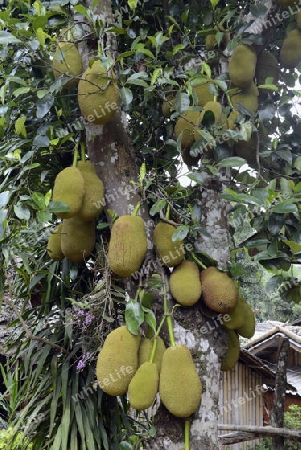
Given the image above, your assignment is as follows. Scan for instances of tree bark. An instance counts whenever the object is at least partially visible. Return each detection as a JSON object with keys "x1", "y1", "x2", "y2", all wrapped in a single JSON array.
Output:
[
  {"x1": 218, "y1": 425, "x2": 301, "y2": 442},
  {"x1": 270, "y1": 337, "x2": 290, "y2": 450}
]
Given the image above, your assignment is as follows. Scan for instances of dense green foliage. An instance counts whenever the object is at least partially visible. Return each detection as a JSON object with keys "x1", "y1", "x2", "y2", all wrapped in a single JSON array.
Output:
[{"x1": 0, "y1": 0, "x2": 301, "y2": 448}]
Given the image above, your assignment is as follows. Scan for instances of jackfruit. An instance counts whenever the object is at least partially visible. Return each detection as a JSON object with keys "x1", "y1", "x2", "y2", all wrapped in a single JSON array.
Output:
[
  {"x1": 153, "y1": 222, "x2": 185, "y2": 267},
  {"x1": 227, "y1": 110, "x2": 240, "y2": 130},
  {"x1": 52, "y1": 167, "x2": 85, "y2": 219},
  {"x1": 61, "y1": 216, "x2": 95, "y2": 262},
  {"x1": 221, "y1": 330, "x2": 240, "y2": 371},
  {"x1": 228, "y1": 45, "x2": 257, "y2": 88},
  {"x1": 181, "y1": 147, "x2": 200, "y2": 167},
  {"x1": 96, "y1": 326, "x2": 140, "y2": 396},
  {"x1": 235, "y1": 133, "x2": 258, "y2": 164},
  {"x1": 222, "y1": 297, "x2": 248, "y2": 330},
  {"x1": 280, "y1": 29, "x2": 301, "y2": 69},
  {"x1": 78, "y1": 60, "x2": 120, "y2": 125},
  {"x1": 77, "y1": 160, "x2": 104, "y2": 221},
  {"x1": 169, "y1": 261, "x2": 202, "y2": 306},
  {"x1": 174, "y1": 108, "x2": 202, "y2": 149},
  {"x1": 194, "y1": 101, "x2": 227, "y2": 141},
  {"x1": 159, "y1": 345, "x2": 202, "y2": 418},
  {"x1": 47, "y1": 223, "x2": 64, "y2": 261},
  {"x1": 192, "y1": 82, "x2": 215, "y2": 106},
  {"x1": 205, "y1": 25, "x2": 228, "y2": 51},
  {"x1": 162, "y1": 94, "x2": 176, "y2": 117},
  {"x1": 236, "y1": 301, "x2": 255, "y2": 338},
  {"x1": 128, "y1": 362, "x2": 159, "y2": 410},
  {"x1": 200, "y1": 266, "x2": 238, "y2": 313},
  {"x1": 230, "y1": 82, "x2": 259, "y2": 113},
  {"x1": 255, "y1": 51, "x2": 279, "y2": 86},
  {"x1": 138, "y1": 336, "x2": 166, "y2": 373},
  {"x1": 52, "y1": 42, "x2": 83, "y2": 88},
  {"x1": 108, "y1": 215, "x2": 147, "y2": 277}
]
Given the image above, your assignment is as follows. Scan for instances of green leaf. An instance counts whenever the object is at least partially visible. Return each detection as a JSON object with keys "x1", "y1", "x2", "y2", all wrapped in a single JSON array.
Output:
[
  {"x1": 210, "y1": 0, "x2": 220, "y2": 7},
  {"x1": 172, "y1": 44, "x2": 186, "y2": 55},
  {"x1": 0, "y1": 191, "x2": 10, "y2": 207},
  {"x1": 187, "y1": 172, "x2": 206, "y2": 184},
  {"x1": 144, "y1": 310, "x2": 156, "y2": 331},
  {"x1": 15, "y1": 116, "x2": 27, "y2": 137},
  {"x1": 294, "y1": 156, "x2": 301, "y2": 171},
  {"x1": 48, "y1": 201, "x2": 70, "y2": 213},
  {"x1": 36, "y1": 94, "x2": 54, "y2": 118},
  {"x1": 0, "y1": 31, "x2": 21, "y2": 44},
  {"x1": 32, "y1": 192, "x2": 46, "y2": 210},
  {"x1": 128, "y1": 0, "x2": 138, "y2": 9},
  {"x1": 73, "y1": 4, "x2": 90, "y2": 19},
  {"x1": 14, "y1": 204, "x2": 30, "y2": 220},
  {"x1": 270, "y1": 202, "x2": 298, "y2": 214},
  {"x1": 172, "y1": 225, "x2": 189, "y2": 241},
  {"x1": 0, "y1": 209, "x2": 8, "y2": 241},
  {"x1": 284, "y1": 285, "x2": 301, "y2": 304},
  {"x1": 120, "y1": 87, "x2": 133, "y2": 109},
  {"x1": 36, "y1": 27, "x2": 45, "y2": 47},
  {"x1": 268, "y1": 213, "x2": 284, "y2": 235},
  {"x1": 140, "y1": 162, "x2": 146, "y2": 183},
  {"x1": 149, "y1": 200, "x2": 167, "y2": 216},
  {"x1": 13, "y1": 87, "x2": 31, "y2": 98},
  {"x1": 125, "y1": 301, "x2": 144, "y2": 335},
  {"x1": 217, "y1": 157, "x2": 247, "y2": 168},
  {"x1": 283, "y1": 240, "x2": 301, "y2": 255},
  {"x1": 119, "y1": 443, "x2": 132, "y2": 450}
]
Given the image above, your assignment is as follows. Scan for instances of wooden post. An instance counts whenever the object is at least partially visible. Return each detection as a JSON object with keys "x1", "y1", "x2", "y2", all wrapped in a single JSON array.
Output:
[{"x1": 270, "y1": 337, "x2": 290, "y2": 450}]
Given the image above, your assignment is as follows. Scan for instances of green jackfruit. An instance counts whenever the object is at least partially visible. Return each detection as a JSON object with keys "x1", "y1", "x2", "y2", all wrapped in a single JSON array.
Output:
[
  {"x1": 96, "y1": 326, "x2": 140, "y2": 396},
  {"x1": 255, "y1": 51, "x2": 279, "y2": 86},
  {"x1": 169, "y1": 261, "x2": 202, "y2": 306},
  {"x1": 61, "y1": 217, "x2": 95, "y2": 262},
  {"x1": 191, "y1": 82, "x2": 215, "y2": 106},
  {"x1": 162, "y1": 94, "x2": 176, "y2": 117},
  {"x1": 77, "y1": 160, "x2": 104, "y2": 221},
  {"x1": 128, "y1": 362, "x2": 159, "y2": 410},
  {"x1": 222, "y1": 297, "x2": 248, "y2": 330},
  {"x1": 221, "y1": 330, "x2": 240, "y2": 371},
  {"x1": 181, "y1": 147, "x2": 200, "y2": 167},
  {"x1": 108, "y1": 215, "x2": 147, "y2": 277},
  {"x1": 227, "y1": 110, "x2": 240, "y2": 130},
  {"x1": 153, "y1": 222, "x2": 185, "y2": 267},
  {"x1": 138, "y1": 336, "x2": 166, "y2": 373},
  {"x1": 194, "y1": 101, "x2": 227, "y2": 142},
  {"x1": 200, "y1": 266, "x2": 238, "y2": 313},
  {"x1": 52, "y1": 167, "x2": 85, "y2": 219},
  {"x1": 235, "y1": 133, "x2": 258, "y2": 164},
  {"x1": 230, "y1": 82, "x2": 259, "y2": 113},
  {"x1": 228, "y1": 45, "x2": 257, "y2": 88},
  {"x1": 52, "y1": 41, "x2": 83, "y2": 88},
  {"x1": 174, "y1": 108, "x2": 202, "y2": 149},
  {"x1": 236, "y1": 301, "x2": 255, "y2": 338},
  {"x1": 47, "y1": 223, "x2": 64, "y2": 261},
  {"x1": 78, "y1": 60, "x2": 120, "y2": 125},
  {"x1": 159, "y1": 345, "x2": 202, "y2": 418},
  {"x1": 280, "y1": 29, "x2": 301, "y2": 69}
]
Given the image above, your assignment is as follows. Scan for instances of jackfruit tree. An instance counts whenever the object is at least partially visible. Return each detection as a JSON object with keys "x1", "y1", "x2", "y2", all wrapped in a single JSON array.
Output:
[{"x1": 0, "y1": 0, "x2": 301, "y2": 449}]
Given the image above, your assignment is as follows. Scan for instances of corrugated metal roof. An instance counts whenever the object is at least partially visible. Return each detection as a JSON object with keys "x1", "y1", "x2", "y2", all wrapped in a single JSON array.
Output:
[{"x1": 241, "y1": 322, "x2": 301, "y2": 396}]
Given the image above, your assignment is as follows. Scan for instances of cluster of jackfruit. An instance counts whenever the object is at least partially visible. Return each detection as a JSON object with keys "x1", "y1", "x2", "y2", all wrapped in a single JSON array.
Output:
[
  {"x1": 96, "y1": 326, "x2": 202, "y2": 418},
  {"x1": 218, "y1": 296, "x2": 256, "y2": 371},
  {"x1": 52, "y1": 27, "x2": 83, "y2": 89},
  {"x1": 47, "y1": 160, "x2": 104, "y2": 263}
]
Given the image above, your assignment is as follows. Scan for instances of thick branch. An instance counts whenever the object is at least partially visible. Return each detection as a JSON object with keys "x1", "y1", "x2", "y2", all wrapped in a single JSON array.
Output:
[{"x1": 218, "y1": 425, "x2": 301, "y2": 441}]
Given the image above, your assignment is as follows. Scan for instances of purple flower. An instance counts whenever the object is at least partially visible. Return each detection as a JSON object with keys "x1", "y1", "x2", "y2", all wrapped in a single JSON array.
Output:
[{"x1": 77, "y1": 359, "x2": 86, "y2": 371}]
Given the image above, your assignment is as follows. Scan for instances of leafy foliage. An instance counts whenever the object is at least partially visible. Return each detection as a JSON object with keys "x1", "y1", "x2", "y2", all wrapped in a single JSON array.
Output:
[{"x1": 0, "y1": 0, "x2": 301, "y2": 447}]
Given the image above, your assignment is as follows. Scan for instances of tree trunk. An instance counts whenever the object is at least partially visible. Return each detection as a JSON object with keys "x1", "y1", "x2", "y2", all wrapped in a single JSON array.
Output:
[
  {"x1": 270, "y1": 337, "x2": 290, "y2": 450},
  {"x1": 80, "y1": 2, "x2": 230, "y2": 448}
]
